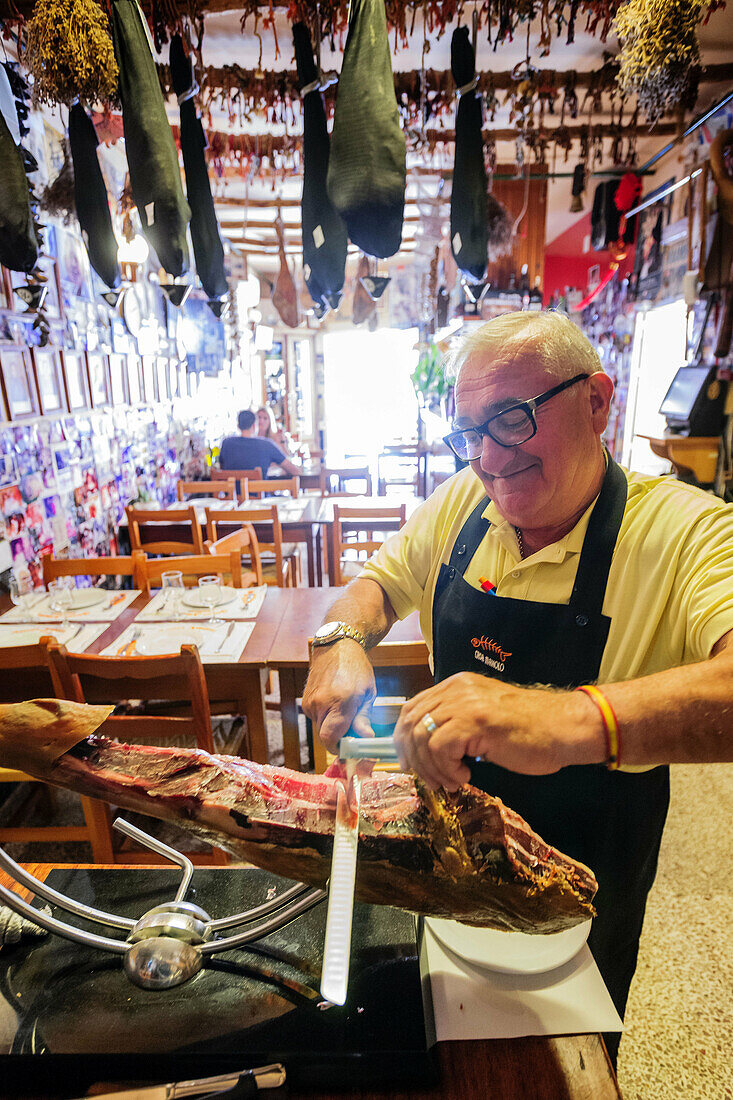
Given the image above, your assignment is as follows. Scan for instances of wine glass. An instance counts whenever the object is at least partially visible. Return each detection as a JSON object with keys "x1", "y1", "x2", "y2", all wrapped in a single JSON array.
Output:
[
  {"x1": 9, "y1": 571, "x2": 36, "y2": 621},
  {"x1": 48, "y1": 578, "x2": 73, "y2": 628},
  {"x1": 198, "y1": 575, "x2": 222, "y2": 624},
  {"x1": 161, "y1": 570, "x2": 184, "y2": 621}
]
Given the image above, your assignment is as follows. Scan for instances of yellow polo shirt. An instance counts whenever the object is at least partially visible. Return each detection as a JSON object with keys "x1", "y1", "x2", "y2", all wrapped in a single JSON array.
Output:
[{"x1": 360, "y1": 465, "x2": 733, "y2": 686}]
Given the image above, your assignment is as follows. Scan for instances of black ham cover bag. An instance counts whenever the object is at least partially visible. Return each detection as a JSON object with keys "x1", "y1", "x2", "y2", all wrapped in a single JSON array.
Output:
[
  {"x1": 68, "y1": 104, "x2": 121, "y2": 290},
  {"x1": 326, "y1": 0, "x2": 405, "y2": 259},
  {"x1": 293, "y1": 22, "x2": 347, "y2": 310},
  {"x1": 110, "y1": 0, "x2": 190, "y2": 277},
  {"x1": 169, "y1": 35, "x2": 227, "y2": 302},
  {"x1": 450, "y1": 25, "x2": 488, "y2": 281},
  {"x1": 0, "y1": 109, "x2": 37, "y2": 273}
]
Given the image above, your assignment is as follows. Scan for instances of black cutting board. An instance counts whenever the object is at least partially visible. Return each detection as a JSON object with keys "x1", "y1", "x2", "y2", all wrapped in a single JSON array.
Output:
[{"x1": 0, "y1": 868, "x2": 436, "y2": 1095}]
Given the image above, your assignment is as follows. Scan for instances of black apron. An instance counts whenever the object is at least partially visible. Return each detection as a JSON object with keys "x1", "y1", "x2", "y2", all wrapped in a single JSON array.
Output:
[{"x1": 431, "y1": 457, "x2": 669, "y2": 1041}]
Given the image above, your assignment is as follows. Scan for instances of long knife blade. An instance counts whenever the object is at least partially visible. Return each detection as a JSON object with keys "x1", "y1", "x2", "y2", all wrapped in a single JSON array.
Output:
[{"x1": 320, "y1": 763, "x2": 361, "y2": 1006}]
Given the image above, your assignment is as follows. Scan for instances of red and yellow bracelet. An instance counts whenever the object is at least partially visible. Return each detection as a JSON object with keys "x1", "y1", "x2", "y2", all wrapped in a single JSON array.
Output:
[{"x1": 575, "y1": 684, "x2": 621, "y2": 770}]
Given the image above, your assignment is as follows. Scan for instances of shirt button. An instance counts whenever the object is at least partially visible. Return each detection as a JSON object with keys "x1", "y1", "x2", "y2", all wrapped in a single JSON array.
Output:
[{"x1": 512, "y1": 570, "x2": 520, "y2": 579}]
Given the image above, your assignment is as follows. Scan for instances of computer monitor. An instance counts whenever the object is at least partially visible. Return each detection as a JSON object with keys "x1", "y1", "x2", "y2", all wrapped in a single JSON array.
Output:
[{"x1": 659, "y1": 366, "x2": 711, "y2": 425}]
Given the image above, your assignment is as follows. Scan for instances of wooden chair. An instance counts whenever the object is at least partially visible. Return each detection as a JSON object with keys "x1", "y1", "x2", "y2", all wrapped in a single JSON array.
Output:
[
  {"x1": 176, "y1": 479, "x2": 237, "y2": 502},
  {"x1": 212, "y1": 467, "x2": 262, "y2": 498},
  {"x1": 206, "y1": 507, "x2": 297, "y2": 588},
  {"x1": 0, "y1": 640, "x2": 114, "y2": 861},
  {"x1": 319, "y1": 465, "x2": 373, "y2": 496},
  {"x1": 245, "y1": 477, "x2": 300, "y2": 499},
  {"x1": 205, "y1": 524, "x2": 264, "y2": 587},
  {"x1": 126, "y1": 504, "x2": 205, "y2": 556},
  {"x1": 377, "y1": 443, "x2": 428, "y2": 497},
  {"x1": 42, "y1": 552, "x2": 144, "y2": 589},
  {"x1": 330, "y1": 503, "x2": 407, "y2": 585},
  {"x1": 46, "y1": 642, "x2": 241, "y2": 864},
  {"x1": 136, "y1": 551, "x2": 249, "y2": 594}
]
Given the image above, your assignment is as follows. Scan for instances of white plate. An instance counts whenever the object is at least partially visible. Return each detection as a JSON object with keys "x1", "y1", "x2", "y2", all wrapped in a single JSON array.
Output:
[
  {"x1": 44, "y1": 588, "x2": 107, "y2": 611},
  {"x1": 135, "y1": 625, "x2": 221, "y2": 656},
  {"x1": 181, "y1": 586, "x2": 236, "y2": 610},
  {"x1": 425, "y1": 917, "x2": 592, "y2": 975}
]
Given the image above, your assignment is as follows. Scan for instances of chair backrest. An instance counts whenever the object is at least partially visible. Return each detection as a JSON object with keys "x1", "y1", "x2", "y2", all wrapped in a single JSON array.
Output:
[
  {"x1": 319, "y1": 466, "x2": 373, "y2": 496},
  {"x1": 0, "y1": 638, "x2": 57, "y2": 671},
  {"x1": 42, "y1": 553, "x2": 144, "y2": 588},
  {"x1": 332, "y1": 504, "x2": 406, "y2": 585},
  {"x1": 245, "y1": 477, "x2": 300, "y2": 499},
  {"x1": 206, "y1": 506, "x2": 286, "y2": 585},
  {"x1": 176, "y1": 479, "x2": 237, "y2": 502},
  {"x1": 205, "y1": 523, "x2": 264, "y2": 586},
  {"x1": 47, "y1": 641, "x2": 216, "y2": 753},
  {"x1": 126, "y1": 504, "x2": 205, "y2": 556},
  {"x1": 137, "y1": 551, "x2": 243, "y2": 594}
]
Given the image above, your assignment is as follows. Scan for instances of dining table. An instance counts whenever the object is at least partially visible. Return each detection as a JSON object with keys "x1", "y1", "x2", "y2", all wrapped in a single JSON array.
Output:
[{"x1": 0, "y1": 863, "x2": 623, "y2": 1100}]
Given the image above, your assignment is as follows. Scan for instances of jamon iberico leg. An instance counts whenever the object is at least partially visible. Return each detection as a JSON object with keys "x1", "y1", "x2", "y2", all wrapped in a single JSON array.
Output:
[{"x1": 0, "y1": 702, "x2": 597, "y2": 933}]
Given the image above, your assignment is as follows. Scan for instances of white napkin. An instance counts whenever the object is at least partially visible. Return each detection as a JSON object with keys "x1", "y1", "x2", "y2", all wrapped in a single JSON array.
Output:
[
  {"x1": 136, "y1": 586, "x2": 266, "y2": 622},
  {"x1": 0, "y1": 623, "x2": 108, "y2": 652},
  {"x1": 0, "y1": 590, "x2": 140, "y2": 623},
  {"x1": 101, "y1": 621, "x2": 255, "y2": 662},
  {"x1": 421, "y1": 923, "x2": 623, "y2": 1040}
]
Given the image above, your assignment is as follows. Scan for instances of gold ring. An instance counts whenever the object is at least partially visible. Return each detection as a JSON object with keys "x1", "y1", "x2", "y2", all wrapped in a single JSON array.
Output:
[{"x1": 421, "y1": 712, "x2": 437, "y2": 734}]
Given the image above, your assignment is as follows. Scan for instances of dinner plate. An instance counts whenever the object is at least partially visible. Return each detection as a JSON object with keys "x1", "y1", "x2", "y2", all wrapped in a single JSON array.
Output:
[
  {"x1": 43, "y1": 588, "x2": 107, "y2": 611},
  {"x1": 181, "y1": 586, "x2": 236, "y2": 610},
  {"x1": 425, "y1": 916, "x2": 592, "y2": 975},
  {"x1": 135, "y1": 625, "x2": 222, "y2": 656}
]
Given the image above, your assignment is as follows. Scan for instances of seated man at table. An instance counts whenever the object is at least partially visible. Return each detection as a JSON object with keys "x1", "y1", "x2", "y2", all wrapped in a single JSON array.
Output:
[{"x1": 219, "y1": 410, "x2": 301, "y2": 478}]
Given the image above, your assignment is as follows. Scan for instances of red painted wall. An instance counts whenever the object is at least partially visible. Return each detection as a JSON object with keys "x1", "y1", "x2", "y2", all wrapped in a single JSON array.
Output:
[{"x1": 543, "y1": 212, "x2": 636, "y2": 306}]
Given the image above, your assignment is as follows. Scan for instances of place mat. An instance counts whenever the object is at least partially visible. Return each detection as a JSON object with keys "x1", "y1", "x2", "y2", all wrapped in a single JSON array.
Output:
[
  {"x1": 100, "y1": 621, "x2": 255, "y2": 663},
  {"x1": 136, "y1": 585, "x2": 267, "y2": 622},
  {"x1": 0, "y1": 622, "x2": 108, "y2": 652},
  {"x1": 0, "y1": 590, "x2": 140, "y2": 623}
]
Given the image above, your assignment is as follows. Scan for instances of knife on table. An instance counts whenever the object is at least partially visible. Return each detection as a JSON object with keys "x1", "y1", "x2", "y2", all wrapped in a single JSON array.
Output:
[
  {"x1": 320, "y1": 759, "x2": 361, "y2": 1006},
  {"x1": 69, "y1": 1062, "x2": 286, "y2": 1100}
]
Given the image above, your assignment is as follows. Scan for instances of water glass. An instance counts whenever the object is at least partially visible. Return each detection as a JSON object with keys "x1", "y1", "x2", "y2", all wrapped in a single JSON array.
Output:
[
  {"x1": 161, "y1": 570, "x2": 184, "y2": 621},
  {"x1": 198, "y1": 574, "x2": 222, "y2": 624},
  {"x1": 48, "y1": 578, "x2": 73, "y2": 627},
  {"x1": 9, "y1": 572, "x2": 36, "y2": 621}
]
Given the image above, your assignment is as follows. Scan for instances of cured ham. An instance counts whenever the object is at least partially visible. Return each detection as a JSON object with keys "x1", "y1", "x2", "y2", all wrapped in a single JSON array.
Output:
[
  {"x1": 271, "y1": 213, "x2": 300, "y2": 329},
  {"x1": 450, "y1": 25, "x2": 488, "y2": 281},
  {"x1": 68, "y1": 104, "x2": 121, "y2": 290},
  {"x1": 0, "y1": 702, "x2": 597, "y2": 934}
]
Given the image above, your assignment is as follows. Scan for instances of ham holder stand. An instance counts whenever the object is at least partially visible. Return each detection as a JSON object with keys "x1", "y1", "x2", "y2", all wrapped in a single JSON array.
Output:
[{"x1": 0, "y1": 817, "x2": 326, "y2": 989}]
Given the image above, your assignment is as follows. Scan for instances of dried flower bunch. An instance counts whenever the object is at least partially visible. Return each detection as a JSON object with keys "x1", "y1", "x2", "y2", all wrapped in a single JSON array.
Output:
[
  {"x1": 614, "y1": 0, "x2": 706, "y2": 122},
  {"x1": 23, "y1": 0, "x2": 119, "y2": 108}
]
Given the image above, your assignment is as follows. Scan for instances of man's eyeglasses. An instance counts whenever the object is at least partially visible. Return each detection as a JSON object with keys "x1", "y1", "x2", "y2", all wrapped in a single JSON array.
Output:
[{"x1": 444, "y1": 373, "x2": 589, "y2": 460}]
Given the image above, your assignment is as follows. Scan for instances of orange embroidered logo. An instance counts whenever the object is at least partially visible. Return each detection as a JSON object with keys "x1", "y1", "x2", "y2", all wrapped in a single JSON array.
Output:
[{"x1": 471, "y1": 636, "x2": 513, "y2": 663}]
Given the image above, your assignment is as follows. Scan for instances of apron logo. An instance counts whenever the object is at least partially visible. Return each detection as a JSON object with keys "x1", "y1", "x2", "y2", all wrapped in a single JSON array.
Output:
[{"x1": 471, "y1": 635, "x2": 512, "y2": 672}]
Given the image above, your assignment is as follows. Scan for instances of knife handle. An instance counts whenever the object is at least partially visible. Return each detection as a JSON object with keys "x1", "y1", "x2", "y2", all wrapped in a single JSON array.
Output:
[{"x1": 196, "y1": 1075, "x2": 258, "y2": 1100}]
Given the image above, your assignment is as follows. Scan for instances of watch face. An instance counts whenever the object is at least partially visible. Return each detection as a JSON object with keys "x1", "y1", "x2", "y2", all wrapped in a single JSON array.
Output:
[{"x1": 314, "y1": 621, "x2": 340, "y2": 641}]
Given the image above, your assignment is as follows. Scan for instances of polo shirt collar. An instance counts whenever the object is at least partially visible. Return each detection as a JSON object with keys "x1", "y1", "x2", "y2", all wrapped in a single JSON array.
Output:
[{"x1": 481, "y1": 495, "x2": 600, "y2": 563}]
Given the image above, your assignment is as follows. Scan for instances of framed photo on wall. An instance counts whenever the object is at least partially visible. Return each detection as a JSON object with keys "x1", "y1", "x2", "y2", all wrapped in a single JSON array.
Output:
[
  {"x1": 0, "y1": 348, "x2": 39, "y2": 420},
  {"x1": 61, "y1": 350, "x2": 90, "y2": 411},
  {"x1": 86, "y1": 353, "x2": 111, "y2": 408},
  {"x1": 108, "y1": 353, "x2": 127, "y2": 406},
  {"x1": 141, "y1": 356, "x2": 157, "y2": 403},
  {"x1": 31, "y1": 348, "x2": 66, "y2": 415},
  {"x1": 127, "y1": 356, "x2": 142, "y2": 405},
  {"x1": 156, "y1": 357, "x2": 169, "y2": 401}
]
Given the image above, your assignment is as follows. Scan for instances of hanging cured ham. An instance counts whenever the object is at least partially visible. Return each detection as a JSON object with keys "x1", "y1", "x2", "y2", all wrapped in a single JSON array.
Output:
[
  {"x1": 272, "y1": 212, "x2": 300, "y2": 329},
  {"x1": 109, "y1": 0, "x2": 190, "y2": 277},
  {"x1": 293, "y1": 22, "x2": 347, "y2": 312},
  {"x1": 0, "y1": 109, "x2": 37, "y2": 273},
  {"x1": 326, "y1": 0, "x2": 405, "y2": 259},
  {"x1": 450, "y1": 25, "x2": 488, "y2": 281},
  {"x1": 169, "y1": 35, "x2": 227, "y2": 302},
  {"x1": 68, "y1": 104, "x2": 121, "y2": 290},
  {"x1": 352, "y1": 255, "x2": 377, "y2": 325}
]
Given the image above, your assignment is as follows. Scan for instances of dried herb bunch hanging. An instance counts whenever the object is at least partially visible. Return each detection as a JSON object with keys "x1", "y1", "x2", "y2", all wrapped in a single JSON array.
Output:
[
  {"x1": 39, "y1": 140, "x2": 76, "y2": 223},
  {"x1": 614, "y1": 0, "x2": 706, "y2": 123},
  {"x1": 23, "y1": 0, "x2": 119, "y2": 108}
]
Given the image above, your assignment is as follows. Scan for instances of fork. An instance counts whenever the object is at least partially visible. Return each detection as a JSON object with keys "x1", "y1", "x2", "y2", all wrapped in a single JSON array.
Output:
[{"x1": 214, "y1": 622, "x2": 236, "y2": 654}]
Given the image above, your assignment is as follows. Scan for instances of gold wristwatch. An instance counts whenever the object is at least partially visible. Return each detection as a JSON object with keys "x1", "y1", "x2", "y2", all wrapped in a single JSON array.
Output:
[{"x1": 312, "y1": 621, "x2": 367, "y2": 649}]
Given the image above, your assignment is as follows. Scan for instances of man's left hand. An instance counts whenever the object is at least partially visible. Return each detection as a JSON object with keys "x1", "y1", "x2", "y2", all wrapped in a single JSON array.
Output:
[{"x1": 393, "y1": 673, "x2": 603, "y2": 790}]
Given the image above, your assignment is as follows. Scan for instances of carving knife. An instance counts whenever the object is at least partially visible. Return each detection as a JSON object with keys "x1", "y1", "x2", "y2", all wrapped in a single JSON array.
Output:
[
  {"x1": 68, "y1": 1062, "x2": 286, "y2": 1099},
  {"x1": 320, "y1": 759, "x2": 361, "y2": 1006}
]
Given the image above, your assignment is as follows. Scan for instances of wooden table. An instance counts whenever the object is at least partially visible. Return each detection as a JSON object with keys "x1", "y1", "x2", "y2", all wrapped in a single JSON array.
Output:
[
  {"x1": 266, "y1": 588, "x2": 430, "y2": 771},
  {"x1": 0, "y1": 864, "x2": 622, "y2": 1100},
  {"x1": 0, "y1": 589, "x2": 287, "y2": 765}
]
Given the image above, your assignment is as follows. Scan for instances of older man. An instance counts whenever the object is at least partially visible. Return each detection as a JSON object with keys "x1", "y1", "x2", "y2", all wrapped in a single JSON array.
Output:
[{"x1": 302, "y1": 310, "x2": 733, "y2": 1057}]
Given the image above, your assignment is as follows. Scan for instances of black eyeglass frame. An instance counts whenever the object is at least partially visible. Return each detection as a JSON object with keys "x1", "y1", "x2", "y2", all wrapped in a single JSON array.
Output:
[{"x1": 443, "y1": 372, "x2": 590, "y2": 456}]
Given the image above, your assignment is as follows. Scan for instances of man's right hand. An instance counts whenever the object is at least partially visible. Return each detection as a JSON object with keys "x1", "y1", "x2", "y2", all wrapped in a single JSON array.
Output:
[{"x1": 302, "y1": 639, "x2": 377, "y2": 755}]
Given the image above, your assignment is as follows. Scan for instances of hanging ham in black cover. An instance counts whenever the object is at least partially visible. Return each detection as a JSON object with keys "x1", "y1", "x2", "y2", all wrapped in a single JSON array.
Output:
[
  {"x1": 0, "y1": 69, "x2": 37, "y2": 273},
  {"x1": 450, "y1": 25, "x2": 488, "y2": 281},
  {"x1": 169, "y1": 35, "x2": 227, "y2": 302},
  {"x1": 68, "y1": 104, "x2": 121, "y2": 290},
  {"x1": 293, "y1": 22, "x2": 347, "y2": 311},
  {"x1": 110, "y1": 0, "x2": 190, "y2": 277},
  {"x1": 326, "y1": 0, "x2": 405, "y2": 259}
]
